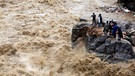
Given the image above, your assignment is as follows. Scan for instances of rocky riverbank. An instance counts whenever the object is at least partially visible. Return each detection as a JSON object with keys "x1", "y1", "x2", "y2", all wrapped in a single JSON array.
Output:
[{"x1": 0, "y1": 0, "x2": 135, "y2": 76}]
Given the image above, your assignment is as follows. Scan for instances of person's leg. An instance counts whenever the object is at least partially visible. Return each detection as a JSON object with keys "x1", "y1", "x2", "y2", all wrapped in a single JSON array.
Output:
[
  {"x1": 94, "y1": 20, "x2": 96, "y2": 26},
  {"x1": 104, "y1": 31, "x2": 107, "y2": 35},
  {"x1": 118, "y1": 32, "x2": 123, "y2": 41},
  {"x1": 118, "y1": 37, "x2": 121, "y2": 41},
  {"x1": 92, "y1": 20, "x2": 94, "y2": 25},
  {"x1": 109, "y1": 28, "x2": 112, "y2": 35},
  {"x1": 113, "y1": 32, "x2": 116, "y2": 38},
  {"x1": 118, "y1": 34, "x2": 121, "y2": 41},
  {"x1": 98, "y1": 23, "x2": 101, "y2": 27},
  {"x1": 106, "y1": 29, "x2": 109, "y2": 35}
]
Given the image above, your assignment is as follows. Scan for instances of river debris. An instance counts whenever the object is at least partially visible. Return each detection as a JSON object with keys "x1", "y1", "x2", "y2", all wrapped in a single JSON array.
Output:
[
  {"x1": 100, "y1": 6, "x2": 131, "y2": 13},
  {"x1": 117, "y1": 0, "x2": 135, "y2": 12}
]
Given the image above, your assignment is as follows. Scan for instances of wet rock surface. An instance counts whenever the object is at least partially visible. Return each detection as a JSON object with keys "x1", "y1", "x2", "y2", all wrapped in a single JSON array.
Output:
[
  {"x1": 87, "y1": 35, "x2": 109, "y2": 50},
  {"x1": 72, "y1": 22, "x2": 135, "y2": 63},
  {"x1": 71, "y1": 23, "x2": 91, "y2": 43},
  {"x1": 86, "y1": 36, "x2": 135, "y2": 63},
  {"x1": 121, "y1": 22, "x2": 135, "y2": 46},
  {"x1": 98, "y1": 39, "x2": 134, "y2": 58}
]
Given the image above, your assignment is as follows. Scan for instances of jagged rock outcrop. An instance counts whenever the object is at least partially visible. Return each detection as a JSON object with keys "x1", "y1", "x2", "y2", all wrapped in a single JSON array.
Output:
[
  {"x1": 96, "y1": 39, "x2": 135, "y2": 59},
  {"x1": 71, "y1": 22, "x2": 135, "y2": 62},
  {"x1": 85, "y1": 35, "x2": 135, "y2": 62},
  {"x1": 85, "y1": 35, "x2": 135, "y2": 59},
  {"x1": 125, "y1": 31, "x2": 135, "y2": 46},
  {"x1": 71, "y1": 23, "x2": 89, "y2": 43},
  {"x1": 86, "y1": 36, "x2": 109, "y2": 50},
  {"x1": 71, "y1": 23, "x2": 103, "y2": 44},
  {"x1": 122, "y1": 22, "x2": 135, "y2": 46}
]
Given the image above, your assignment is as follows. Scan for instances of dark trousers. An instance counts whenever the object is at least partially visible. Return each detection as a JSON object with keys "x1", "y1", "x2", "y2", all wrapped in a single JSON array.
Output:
[
  {"x1": 92, "y1": 20, "x2": 96, "y2": 25},
  {"x1": 113, "y1": 32, "x2": 116, "y2": 38}
]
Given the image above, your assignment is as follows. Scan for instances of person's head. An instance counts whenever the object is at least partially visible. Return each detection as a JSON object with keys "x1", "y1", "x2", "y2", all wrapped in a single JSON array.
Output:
[
  {"x1": 113, "y1": 21, "x2": 117, "y2": 25},
  {"x1": 111, "y1": 19, "x2": 113, "y2": 22},
  {"x1": 110, "y1": 21, "x2": 114, "y2": 26},
  {"x1": 106, "y1": 21, "x2": 108, "y2": 23},
  {"x1": 93, "y1": 13, "x2": 95, "y2": 15},
  {"x1": 99, "y1": 14, "x2": 101, "y2": 16}
]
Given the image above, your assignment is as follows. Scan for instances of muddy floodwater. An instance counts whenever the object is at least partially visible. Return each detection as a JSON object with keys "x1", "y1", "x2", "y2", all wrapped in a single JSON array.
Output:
[{"x1": 0, "y1": 0, "x2": 135, "y2": 76}]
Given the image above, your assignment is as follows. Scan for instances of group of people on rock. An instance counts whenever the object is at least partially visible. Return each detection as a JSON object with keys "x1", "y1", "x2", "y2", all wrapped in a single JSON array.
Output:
[
  {"x1": 103, "y1": 20, "x2": 123, "y2": 40},
  {"x1": 91, "y1": 13, "x2": 123, "y2": 40}
]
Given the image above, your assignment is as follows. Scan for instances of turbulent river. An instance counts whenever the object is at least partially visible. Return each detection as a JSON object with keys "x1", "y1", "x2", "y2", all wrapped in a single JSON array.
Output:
[{"x1": 0, "y1": 0, "x2": 135, "y2": 76}]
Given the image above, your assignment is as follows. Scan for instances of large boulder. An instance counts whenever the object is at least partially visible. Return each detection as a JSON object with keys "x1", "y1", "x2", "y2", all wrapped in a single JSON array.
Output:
[
  {"x1": 71, "y1": 22, "x2": 103, "y2": 44},
  {"x1": 131, "y1": 36, "x2": 135, "y2": 46},
  {"x1": 96, "y1": 39, "x2": 135, "y2": 59},
  {"x1": 127, "y1": 31, "x2": 135, "y2": 45},
  {"x1": 113, "y1": 21, "x2": 135, "y2": 46},
  {"x1": 71, "y1": 22, "x2": 103, "y2": 48},
  {"x1": 86, "y1": 35, "x2": 109, "y2": 51},
  {"x1": 85, "y1": 35, "x2": 135, "y2": 62},
  {"x1": 71, "y1": 22, "x2": 135, "y2": 62},
  {"x1": 71, "y1": 23, "x2": 90, "y2": 43},
  {"x1": 124, "y1": 30, "x2": 135, "y2": 46}
]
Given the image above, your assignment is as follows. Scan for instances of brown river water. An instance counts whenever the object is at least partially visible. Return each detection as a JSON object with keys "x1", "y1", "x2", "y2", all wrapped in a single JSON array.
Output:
[{"x1": 0, "y1": 0, "x2": 135, "y2": 76}]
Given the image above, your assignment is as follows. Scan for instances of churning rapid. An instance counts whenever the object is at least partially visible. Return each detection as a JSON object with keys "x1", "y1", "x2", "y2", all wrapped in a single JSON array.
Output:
[{"x1": 0, "y1": 0, "x2": 135, "y2": 76}]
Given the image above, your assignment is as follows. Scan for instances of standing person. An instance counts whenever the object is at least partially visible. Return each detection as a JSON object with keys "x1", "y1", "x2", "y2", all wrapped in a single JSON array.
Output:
[
  {"x1": 97, "y1": 14, "x2": 103, "y2": 27},
  {"x1": 91, "y1": 13, "x2": 96, "y2": 26},
  {"x1": 117, "y1": 26, "x2": 123, "y2": 41},
  {"x1": 112, "y1": 22, "x2": 118, "y2": 38},
  {"x1": 103, "y1": 21, "x2": 109, "y2": 35}
]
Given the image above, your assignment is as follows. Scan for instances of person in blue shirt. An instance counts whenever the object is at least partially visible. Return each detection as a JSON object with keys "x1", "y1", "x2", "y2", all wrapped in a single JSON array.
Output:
[{"x1": 111, "y1": 21, "x2": 123, "y2": 40}]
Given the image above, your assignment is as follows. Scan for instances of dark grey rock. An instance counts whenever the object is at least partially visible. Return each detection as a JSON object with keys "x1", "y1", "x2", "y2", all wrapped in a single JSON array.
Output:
[
  {"x1": 88, "y1": 35, "x2": 109, "y2": 51},
  {"x1": 71, "y1": 23, "x2": 89, "y2": 43},
  {"x1": 95, "y1": 39, "x2": 135, "y2": 59},
  {"x1": 71, "y1": 22, "x2": 135, "y2": 63},
  {"x1": 131, "y1": 36, "x2": 135, "y2": 46},
  {"x1": 124, "y1": 31, "x2": 135, "y2": 46},
  {"x1": 79, "y1": 18, "x2": 88, "y2": 22}
]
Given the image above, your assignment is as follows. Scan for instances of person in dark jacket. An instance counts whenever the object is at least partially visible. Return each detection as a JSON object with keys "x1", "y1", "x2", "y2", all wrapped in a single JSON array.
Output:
[
  {"x1": 112, "y1": 22, "x2": 118, "y2": 38},
  {"x1": 103, "y1": 21, "x2": 109, "y2": 35},
  {"x1": 91, "y1": 13, "x2": 96, "y2": 26},
  {"x1": 117, "y1": 26, "x2": 123, "y2": 40},
  {"x1": 108, "y1": 21, "x2": 113, "y2": 35}
]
